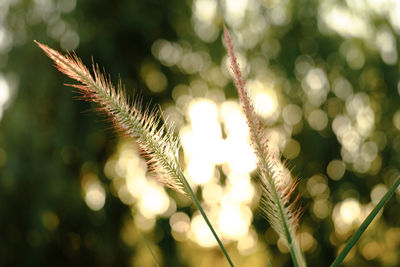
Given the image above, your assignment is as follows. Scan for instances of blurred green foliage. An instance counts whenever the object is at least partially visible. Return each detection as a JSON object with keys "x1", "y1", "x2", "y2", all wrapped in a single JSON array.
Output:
[{"x1": 1, "y1": 0, "x2": 400, "y2": 266}]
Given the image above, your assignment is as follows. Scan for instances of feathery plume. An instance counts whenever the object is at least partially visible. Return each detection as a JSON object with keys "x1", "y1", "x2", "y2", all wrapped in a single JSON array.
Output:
[
  {"x1": 35, "y1": 41, "x2": 185, "y2": 194},
  {"x1": 223, "y1": 26, "x2": 306, "y2": 267},
  {"x1": 36, "y1": 41, "x2": 235, "y2": 266}
]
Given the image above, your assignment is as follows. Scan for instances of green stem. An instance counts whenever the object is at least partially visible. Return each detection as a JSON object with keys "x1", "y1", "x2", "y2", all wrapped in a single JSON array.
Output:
[
  {"x1": 272, "y1": 185, "x2": 300, "y2": 267},
  {"x1": 138, "y1": 230, "x2": 161, "y2": 267},
  {"x1": 178, "y1": 171, "x2": 235, "y2": 267},
  {"x1": 288, "y1": 244, "x2": 299, "y2": 267},
  {"x1": 259, "y1": 152, "x2": 305, "y2": 267},
  {"x1": 330, "y1": 176, "x2": 400, "y2": 267}
]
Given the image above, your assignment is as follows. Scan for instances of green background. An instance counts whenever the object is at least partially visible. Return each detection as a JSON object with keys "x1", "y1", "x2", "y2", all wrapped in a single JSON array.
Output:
[{"x1": 1, "y1": 0, "x2": 400, "y2": 266}]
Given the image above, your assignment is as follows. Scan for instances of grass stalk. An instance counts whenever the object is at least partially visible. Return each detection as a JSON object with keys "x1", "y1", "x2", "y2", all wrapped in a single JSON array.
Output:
[
  {"x1": 138, "y1": 230, "x2": 161, "y2": 267},
  {"x1": 35, "y1": 40, "x2": 234, "y2": 267},
  {"x1": 223, "y1": 26, "x2": 306, "y2": 267},
  {"x1": 178, "y1": 170, "x2": 235, "y2": 267},
  {"x1": 330, "y1": 176, "x2": 400, "y2": 267}
]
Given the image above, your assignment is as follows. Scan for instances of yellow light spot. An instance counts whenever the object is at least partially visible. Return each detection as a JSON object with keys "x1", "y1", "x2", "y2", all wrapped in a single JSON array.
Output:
[
  {"x1": 188, "y1": 99, "x2": 219, "y2": 128},
  {"x1": 237, "y1": 230, "x2": 258, "y2": 255},
  {"x1": 277, "y1": 237, "x2": 290, "y2": 253},
  {"x1": 362, "y1": 241, "x2": 382, "y2": 260},
  {"x1": 254, "y1": 92, "x2": 277, "y2": 118},
  {"x1": 182, "y1": 99, "x2": 225, "y2": 183},
  {"x1": 306, "y1": 174, "x2": 329, "y2": 198},
  {"x1": 190, "y1": 214, "x2": 217, "y2": 247},
  {"x1": 202, "y1": 182, "x2": 222, "y2": 204},
  {"x1": 319, "y1": 3, "x2": 371, "y2": 39},
  {"x1": 370, "y1": 184, "x2": 387, "y2": 206},
  {"x1": 218, "y1": 204, "x2": 251, "y2": 240},
  {"x1": 247, "y1": 79, "x2": 279, "y2": 119},
  {"x1": 0, "y1": 27, "x2": 13, "y2": 53},
  {"x1": 282, "y1": 104, "x2": 302, "y2": 125},
  {"x1": 152, "y1": 40, "x2": 182, "y2": 67},
  {"x1": 305, "y1": 68, "x2": 327, "y2": 91},
  {"x1": 386, "y1": 227, "x2": 400, "y2": 249},
  {"x1": 393, "y1": 110, "x2": 400, "y2": 130},
  {"x1": 58, "y1": 0, "x2": 76, "y2": 13},
  {"x1": 333, "y1": 198, "x2": 363, "y2": 234},
  {"x1": 170, "y1": 212, "x2": 190, "y2": 242},
  {"x1": 180, "y1": 51, "x2": 204, "y2": 74},
  {"x1": 283, "y1": 138, "x2": 301, "y2": 159},
  {"x1": 327, "y1": 159, "x2": 346, "y2": 180},
  {"x1": 60, "y1": 30, "x2": 79, "y2": 50},
  {"x1": 376, "y1": 27, "x2": 397, "y2": 65},
  {"x1": 126, "y1": 173, "x2": 147, "y2": 199},
  {"x1": 224, "y1": 139, "x2": 257, "y2": 174},
  {"x1": 139, "y1": 184, "x2": 169, "y2": 218},
  {"x1": 134, "y1": 213, "x2": 156, "y2": 231},
  {"x1": 360, "y1": 141, "x2": 378, "y2": 162},
  {"x1": 117, "y1": 184, "x2": 135, "y2": 205},
  {"x1": 227, "y1": 175, "x2": 254, "y2": 204},
  {"x1": 220, "y1": 101, "x2": 248, "y2": 138},
  {"x1": 299, "y1": 232, "x2": 316, "y2": 252},
  {"x1": 270, "y1": 4, "x2": 290, "y2": 26},
  {"x1": 353, "y1": 156, "x2": 371, "y2": 173},
  {"x1": 307, "y1": 109, "x2": 328, "y2": 131},
  {"x1": 312, "y1": 199, "x2": 332, "y2": 219},
  {"x1": 332, "y1": 77, "x2": 353, "y2": 100},
  {"x1": 187, "y1": 158, "x2": 214, "y2": 184},
  {"x1": 0, "y1": 74, "x2": 10, "y2": 119},
  {"x1": 193, "y1": 0, "x2": 217, "y2": 22},
  {"x1": 145, "y1": 70, "x2": 167, "y2": 93},
  {"x1": 84, "y1": 181, "x2": 106, "y2": 211},
  {"x1": 170, "y1": 212, "x2": 190, "y2": 233},
  {"x1": 340, "y1": 199, "x2": 361, "y2": 224},
  {"x1": 356, "y1": 107, "x2": 374, "y2": 136},
  {"x1": 225, "y1": 0, "x2": 248, "y2": 26}
]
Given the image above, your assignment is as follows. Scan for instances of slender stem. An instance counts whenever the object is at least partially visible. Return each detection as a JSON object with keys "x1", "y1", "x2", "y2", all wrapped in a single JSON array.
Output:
[
  {"x1": 178, "y1": 171, "x2": 235, "y2": 267},
  {"x1": 330, "y1": 176, "x2": 400, "y2": 267},
  {"x1": 138, "y1": 230, "x2": 161, "y2": 267},
  {"x1": 288, "y1": 243, "x2": 299, "y2": 267}
]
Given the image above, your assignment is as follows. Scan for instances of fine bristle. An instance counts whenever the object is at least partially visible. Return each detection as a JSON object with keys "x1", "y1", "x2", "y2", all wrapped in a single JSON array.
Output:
[
  {"x1": 35, "y1": 41, "x2": 186, "y2": 195},
  {"x1": 223, "y1": 27, "x2": 306, "y2": 266}
]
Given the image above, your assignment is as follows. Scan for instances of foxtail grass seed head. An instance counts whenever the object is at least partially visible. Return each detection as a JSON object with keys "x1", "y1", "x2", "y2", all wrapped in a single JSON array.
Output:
[
  {"x1": 223, "y1": 27, "x2": 306, "y2": 267},
  {"x1": 35, "y1": 41, "x2": 186, "y2": 194},
  {"x1": 36, "y1": 41, "x2": 236, "y2": 266}
]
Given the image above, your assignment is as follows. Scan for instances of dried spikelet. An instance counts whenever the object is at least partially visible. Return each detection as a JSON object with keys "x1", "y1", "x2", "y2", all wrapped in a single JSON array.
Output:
[
  {"x1": 35, "y1": 41, "x2": 186, "y2": 194},
  {"x1": 223, "y1": 27, "x2": 306, "y2": 266}
]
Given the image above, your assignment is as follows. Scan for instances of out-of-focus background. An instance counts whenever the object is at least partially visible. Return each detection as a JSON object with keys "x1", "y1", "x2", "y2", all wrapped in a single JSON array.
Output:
[{"x1": 1, "y1": 0, "x2": 400, "y2": 266}]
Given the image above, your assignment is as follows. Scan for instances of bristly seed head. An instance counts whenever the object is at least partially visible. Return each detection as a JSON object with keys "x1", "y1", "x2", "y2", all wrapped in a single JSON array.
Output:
[
  {"x1": 223, "y1": 27, "x2": 306, "y2": 266},
  {"x1": 35, "y1": 40, "x2": 187, "y2": 195}
]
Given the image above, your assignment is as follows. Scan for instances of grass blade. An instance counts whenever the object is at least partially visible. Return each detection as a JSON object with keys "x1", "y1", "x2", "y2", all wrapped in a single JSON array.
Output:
[
  {"x1": 138, "y1": 230, "x2": 161, "y2": 267},
  {"x1": 330, "y1": 176, "x2": 400, "y2": 267},
  {"x1": 178, "y1": 170, "x2": 235, "y2": 267}
]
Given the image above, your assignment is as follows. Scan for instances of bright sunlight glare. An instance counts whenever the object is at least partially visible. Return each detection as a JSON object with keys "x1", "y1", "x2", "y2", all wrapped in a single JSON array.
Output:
[
  {"x1": 190, "y1": 213, "x2": 217, "y2": 247},
  {"x1": 139, "y1": 183, "x2": 170, "y2": 218}
]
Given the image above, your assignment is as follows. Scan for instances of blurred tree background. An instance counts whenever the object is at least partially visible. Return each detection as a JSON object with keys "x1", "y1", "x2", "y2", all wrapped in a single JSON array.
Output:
[{"x1": 1, "y1": 0, "x2": 400, "y2": 266}]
